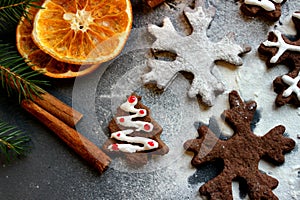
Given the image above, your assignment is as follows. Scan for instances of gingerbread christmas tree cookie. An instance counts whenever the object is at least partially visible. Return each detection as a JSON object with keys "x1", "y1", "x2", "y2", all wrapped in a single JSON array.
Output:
[
  {"x1": 240, "y1": 0, "x2": 287, "y2": 21},
  {"x1": 184, "y1": 90, "x2": 295, "y2": 200},
  {"x1": 259, "y1": 12, "x2": 300, "y2": 107},
  {"x1": 102, "y1": 94, "x2": 169, "y2": 166}
]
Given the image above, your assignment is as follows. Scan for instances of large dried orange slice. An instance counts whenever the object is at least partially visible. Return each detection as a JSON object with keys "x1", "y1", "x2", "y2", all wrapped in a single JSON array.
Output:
[
  {"x1": 16, "y1": 1, "x2": 99, "y2": 78},
  {"x1": 32, "y1": 0, "x2": 132, "y2": 65}
]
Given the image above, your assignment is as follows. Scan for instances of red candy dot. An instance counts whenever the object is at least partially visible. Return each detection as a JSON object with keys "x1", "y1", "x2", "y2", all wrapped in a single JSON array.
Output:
[
  {"x1": 139, "y1": 110, "x2": 145, "y2": 115},
  {"x1": 128, "y1": 96, "x2": 136, "y2": 104},
  {"x1": 119, "y1": 118, "x2": 125, "y2": 123},
  {"x1": 112, "y1": 144, "x2": 119, "y2": 151},
  {"x1": 144, "y1": 124, "x2": 151, "y2": 131},
  {"x1": 117, "y1": 133, "x2": 121, "y2": 137},
  {"x1": 148, "y1": 141, "x2": 155, "y2": 147}
]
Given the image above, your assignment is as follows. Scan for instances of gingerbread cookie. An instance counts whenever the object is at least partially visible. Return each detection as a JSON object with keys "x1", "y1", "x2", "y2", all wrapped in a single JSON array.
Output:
[
  {"x1": 240, "y1": 0, "x2": 287, "y2": 21},
  {"x1": 142, "y1": 1, "x2": 250, "y2": 106},
  {"x1": 184, "y1": 90, "x2": 295, "y2": 200},
  {"x1": 259, "y1": 12, "x2": 300, "y2": 107},
  {"x1": 146, "y1": 0, "x2": 164, "y2": 8},
  {"x1": 273, "y1": 69, "x2": 300, "y2": 107},
  {"x1": 102, "y1": 94, "x2": 169, "y2": 166}
]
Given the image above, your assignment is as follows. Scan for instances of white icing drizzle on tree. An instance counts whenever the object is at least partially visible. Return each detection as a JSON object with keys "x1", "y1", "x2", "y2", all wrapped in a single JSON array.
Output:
[
  {"x1": 108, "y1": 130, "x2": 159, "y2": 153},
  {"x1": 108, "y1": 96, "x2": 158, "y2": 153},
  {"x1": 117, "y1": 96, "x2": 154, "y2": 132},
  {"x1": 263, "y1": 30, "x2": 300, "y2": 63},
  {"x1": 292, "y1": 12, "x2": 300, "y2": 20},
  {"x1": 244, "y1": 0, "x2": 283, "y2": 11},
  {"x1": 282, "y1": 72, "x2": 300, "y2": 100}
]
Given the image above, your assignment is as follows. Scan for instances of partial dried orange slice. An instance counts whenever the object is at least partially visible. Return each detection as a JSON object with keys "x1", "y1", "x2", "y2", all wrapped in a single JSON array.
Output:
[
  {"x1": 16, "y1": 1, "x2": 99, "y2": 78},
  {"x1": 32, "y1": 0, "x2": 132, "y2": 65}
]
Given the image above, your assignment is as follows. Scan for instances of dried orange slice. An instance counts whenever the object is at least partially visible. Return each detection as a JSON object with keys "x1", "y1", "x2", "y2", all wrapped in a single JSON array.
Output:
[
  {"x1": 16, "y1": 1, "x2": 99, "y2": 78},
  {"x1": 32, "y1": 0, "x2": 132, "y2": 65}
]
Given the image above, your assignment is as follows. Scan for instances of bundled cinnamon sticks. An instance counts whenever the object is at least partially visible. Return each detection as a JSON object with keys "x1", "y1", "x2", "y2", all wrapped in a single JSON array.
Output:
[
  {"x1": 31, "y1": 92, "x2": 82, "y2": 127},
  {"x1": 19, "y1": 91, "x2": 111, "y2": 173},
  {"x1": 1, "y1": 65, "x2": 111, "y2": 173},
  {"x1": 22, "y1": 99, "x2": 111, "y2": 173}
]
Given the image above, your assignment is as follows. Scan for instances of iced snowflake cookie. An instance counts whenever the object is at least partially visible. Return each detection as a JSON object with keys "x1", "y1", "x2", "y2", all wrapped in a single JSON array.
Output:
[
  {"x1": 142, "y1": 0, "x2": 251, "y2": 107},
  {"x1": 259, "y1": 12, "x2": 300, "y2": 107},
  {"x1": 102, "y1": 95, "x2": 169, "y2": 166},
  {"x1": 184, "y1": 90, "x2": 295, "y2": 200},
  {"x1": 240, "y1": 0, "x2": 287, "y2": 21}
]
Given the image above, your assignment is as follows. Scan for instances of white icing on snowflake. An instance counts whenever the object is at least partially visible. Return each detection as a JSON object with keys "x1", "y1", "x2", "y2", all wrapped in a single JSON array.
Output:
[
  {"x1": 142, "y1": 4, "x2": 250, "y2": 106},
  {"x1": 108, "y1": 130, "x2": 159, "y2": 153},
  {"x1": 292, "y1": 12, "x2": 300, "y2": 20},
  {"x1": 282, "y1": 72, "x2": 300, "y2": 100},
  {"x1": 263, "y1": 30, "x2": 300, "y2": 63},
  {"x1": 244, "y1": 0, "x2": 283, "y2": 11},
  {"x1": 108, "y1": 96, "x2": 158, "y2": 153}
]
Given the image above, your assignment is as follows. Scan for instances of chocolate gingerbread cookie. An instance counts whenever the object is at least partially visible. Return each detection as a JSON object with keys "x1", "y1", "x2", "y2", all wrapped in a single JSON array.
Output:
[
  {"x1": 259, "y1": 12, "x2": 300, "y2": 107},
  {"x1": 240, "y1": 0, "x2": 287, "y2": 21},
  {"x1": 102, "y1": 94, "x2": 169, "y2": 166},
  {"x1": 184, "y1": 90, "x2": 295, "y2": 200},
  {"x1": 146, "y1": 0, "x2": 164, "y2": 8}
]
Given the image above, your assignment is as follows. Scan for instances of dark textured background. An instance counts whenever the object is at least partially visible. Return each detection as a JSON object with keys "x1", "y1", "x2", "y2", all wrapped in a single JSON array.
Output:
[{"x1": 1, "y1": 0, "x2": 299, "y2": 199}]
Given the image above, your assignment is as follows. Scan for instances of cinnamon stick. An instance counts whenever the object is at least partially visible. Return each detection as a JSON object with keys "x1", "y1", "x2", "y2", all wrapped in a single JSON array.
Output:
[
  {"x1": 32, "y1": 92, "x2": 82, "y2": 127},
  {"x1": 2, "y1": 70, "x2": 82, "y2": 127},
  {"x1": 21, "y1": 99, "x2": 111, "y2": 173}
]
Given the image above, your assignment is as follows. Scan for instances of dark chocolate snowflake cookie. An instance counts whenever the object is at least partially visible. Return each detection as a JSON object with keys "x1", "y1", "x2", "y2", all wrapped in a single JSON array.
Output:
[{"x1": 184, "y1": 90, "x2": 295, "y2": 200}]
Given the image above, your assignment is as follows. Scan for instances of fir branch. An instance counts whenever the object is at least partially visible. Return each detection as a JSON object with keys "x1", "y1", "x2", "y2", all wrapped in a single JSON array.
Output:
[
  {"x1": 0, "y1": 121, "x2": 30, "y2": 161},
  {"x1": 0, "y1": 42, "x2": 49, "y2": 102},
  {"x1": 0, "y1": 0, "x2": 40, "y2": 33}
]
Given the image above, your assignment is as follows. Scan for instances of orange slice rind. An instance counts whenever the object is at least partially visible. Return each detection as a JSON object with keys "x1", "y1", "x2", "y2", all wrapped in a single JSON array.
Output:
[
  {"x1": 16, "y1": 1, "x2": 100, "y2": 78},
  {"x1": 32, "y1": 0, "x2": 132, "y2": 65}
]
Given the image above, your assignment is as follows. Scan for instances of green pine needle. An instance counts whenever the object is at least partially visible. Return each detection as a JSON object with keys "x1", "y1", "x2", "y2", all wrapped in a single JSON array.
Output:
[
  {"x1": 0, "y1": 0, "x2": 48, "y2": 163},
  {"x1": 0, "y1": 0, "x2": 40, "y2": 33},
  {"x1": 0, "y1": 42, "x2": 49, "y2": 102},
  {"x1": 0, "y1": 121, "x2": 30, "y2": 162}
]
